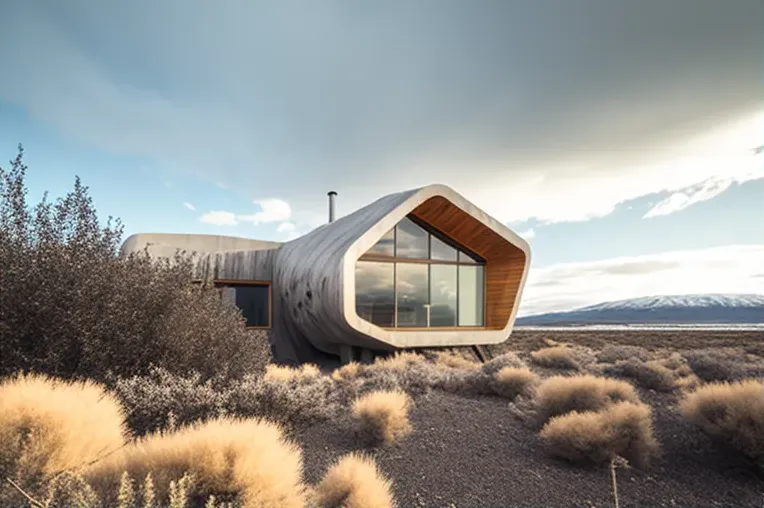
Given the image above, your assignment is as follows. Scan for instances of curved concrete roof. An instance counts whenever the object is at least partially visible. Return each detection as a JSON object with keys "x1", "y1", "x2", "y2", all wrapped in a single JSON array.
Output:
[{"x1": 120, "y1": 232, "x2": 282, "y2": 259}]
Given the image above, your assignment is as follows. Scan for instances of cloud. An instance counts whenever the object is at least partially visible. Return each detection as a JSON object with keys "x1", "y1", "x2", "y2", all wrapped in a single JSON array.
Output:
[
  {"x1": 519, "y1": 244, "x2": 764, "y2": 316},
  {"x1": 237, "y1": 198, "x2": 292, "y2": 225},
  {"x1": 199, "y1": 198, "x2": 292, "y2": 227},
  {"x1": 517, "y1": 228, "x2": 536, "y2": 240},
  {"x1": 183, "y1": 202, "x2": 196, "y2": 211},
  {"x1": 644, "y1": 148, "x2": 764, "y2": 218},
  {"x1": 276, "y1": 221, "x2": 295, "y2": 233},
  {"x1": 0, "y1": 1, "x2": 762, "y2": 226},
  {"x1": 199, "y1": 210, "x2": 237, "y2": 226}
]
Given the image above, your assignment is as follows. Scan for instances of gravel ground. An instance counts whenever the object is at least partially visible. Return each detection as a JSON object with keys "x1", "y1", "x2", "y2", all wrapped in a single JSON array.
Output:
[{"x1": 292, "y1": 330, "x2": 764, "y2": 508}]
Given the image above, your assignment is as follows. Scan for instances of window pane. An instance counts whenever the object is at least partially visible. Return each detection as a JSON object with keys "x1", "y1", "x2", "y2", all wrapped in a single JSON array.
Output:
[
  {"x1": 355, "y1": 261, "x2": 395, "y2": 327},
  {"x1": 458, "y1": 265, "x2": 485, "y2": 326},
  {"x1": 234, "y1": 285, "x2": 270, "y2": 327},
  {"x1": 429, "y1": 264, "x2": 457, "y2": 326},
  {"x1": 430, "y1": 235, "x2": 458, "y2": 262},
  {"x1": 458, "y1": 250, "x2": 480, "y2": 264},
  {"x1": 395, "y1": 217, "x2": 429, "y2": 258},
  {"x1": 396, "y1": 263, "x2": 429, "y2": 327},
  {"x1": 365, "y1": 228, "x2": 394, "y2": 257}
]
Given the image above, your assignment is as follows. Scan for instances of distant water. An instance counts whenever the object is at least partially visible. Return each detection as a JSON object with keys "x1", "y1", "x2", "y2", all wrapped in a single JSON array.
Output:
[{"x1": 515, "y1": 323, "x2": 764, "y2": 331}]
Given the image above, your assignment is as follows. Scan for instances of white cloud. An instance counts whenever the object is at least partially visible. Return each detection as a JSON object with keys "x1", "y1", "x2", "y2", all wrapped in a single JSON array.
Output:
[
  {"x1": 237, "y1": 198, "x2": 292, "y2": 225},
  {"x1": 517, "y1": 228, "x2": 536, "y2": 240},
  {"x1": 644, "y1": 148, "x2": 763, "y2": 218},
  {"x1": 519, "y1": 244, "x2": 764, "y2": 316},
  {"x1": 183, "y1": 202, "x2": 196, "y2": 211},
  {"x1": 199, "y1": 210, "x2": 237, "y2": 226},
  {"x1": 199, "y1": 198, "x2": 292, "y2": 227},
  {"x1": 276, "y1": 221, "x2": 296, "y2": 233}
]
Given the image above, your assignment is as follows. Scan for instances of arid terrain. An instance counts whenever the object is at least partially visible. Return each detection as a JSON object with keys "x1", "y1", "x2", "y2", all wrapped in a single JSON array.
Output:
[{"x1": 292, "y1": 329, "x2": 764, "y2": 508}]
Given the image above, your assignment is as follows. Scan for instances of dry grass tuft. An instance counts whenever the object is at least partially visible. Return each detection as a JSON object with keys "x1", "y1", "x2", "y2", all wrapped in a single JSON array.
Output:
[
  {"x1": 539, "y1": 401, "x2": 659, "y2": 468},
  {"x1": 311, "y1": 452, "x2": 395, "y2": 508},
  {"x1": 534, "y1": 375, "x2": 640, "y2": 424},
  {"x1": 352, "y1": 390, "x2": 413, "y2": 445},
  {"x1": 491, "y1": 367, "x2": 539, "y2": 400},
  {"x1": 85, "y1": 416, "x2": 306, "y2": 508},
  {"x1": 332, "y1": 362, "x2": 363, "y2": 382},
  {"x1": 597, "y1": 345, "x2": 653, "y2": 364},
  {"x1": 433, "y1": 351, "x2": 480, "y2": 371},
  {"x1": 682, "y1": 348, "x2": 754, "y2": 382},
  {"x1": 531, "y1": 346, "x2": 580, "y2": 370},
  {"x1": 0, "y1": 373, "x2": 127, "y2": 504},
  {"x1": 680, "y1": 379, "x2": 764, "y2": 460},
  {"x1": 603, "y1": 358, "x2": 677, "y2": 392}
]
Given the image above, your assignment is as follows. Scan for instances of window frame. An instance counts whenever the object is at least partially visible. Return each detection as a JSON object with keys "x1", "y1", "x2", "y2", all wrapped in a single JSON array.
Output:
[
  {"x1": 191, "y1": 279, "x2": 273, "y2": 329},
  {"x1": 357, "y1": 214, "x2": 487, "y2": 330}
]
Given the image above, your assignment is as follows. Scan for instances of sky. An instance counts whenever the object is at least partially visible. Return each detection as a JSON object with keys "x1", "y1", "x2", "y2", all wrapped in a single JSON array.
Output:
[{"x1": 1, "y1": 0, "x2": 762, "y2": 315}]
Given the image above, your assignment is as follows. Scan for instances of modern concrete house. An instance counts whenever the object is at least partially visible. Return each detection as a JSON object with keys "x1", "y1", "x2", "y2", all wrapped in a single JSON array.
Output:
[{"x1": 120, "y1": 185, "x2": 531, "y2": 364}]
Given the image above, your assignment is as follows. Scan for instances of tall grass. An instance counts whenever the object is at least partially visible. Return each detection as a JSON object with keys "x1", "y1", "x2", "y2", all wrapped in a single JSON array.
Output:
[
  {"x1": 0, "y1": 373, "x2": 127, "y2": 505},
  {"x1": 85, "y1": 417, "x2": 306, "y2": 508}
]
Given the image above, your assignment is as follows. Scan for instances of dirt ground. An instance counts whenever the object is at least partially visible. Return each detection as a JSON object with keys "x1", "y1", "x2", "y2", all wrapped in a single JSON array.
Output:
[{"x1": 293, "y1": 330, "x2": 764, "y2": 508}]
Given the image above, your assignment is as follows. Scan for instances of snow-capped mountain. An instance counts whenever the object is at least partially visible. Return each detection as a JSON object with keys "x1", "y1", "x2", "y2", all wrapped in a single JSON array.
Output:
[{"x1": 517, "y1": 294, "x2": 764, "y2": 326}]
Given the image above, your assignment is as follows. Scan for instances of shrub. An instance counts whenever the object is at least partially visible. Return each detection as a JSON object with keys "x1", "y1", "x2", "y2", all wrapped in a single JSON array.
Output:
[
  {"x1": 0, "y1": 373, "x2": 126, "y2": 505},
  {"x1": 683, "y1": 348, "x2": 749, "y2": 382},
  {"x1": 352, "y1": 390, "x2": 413, "y2": 445},
  {"x1": 0, "y1": 145, "x2": 271, "y2": 382},
  {"x1": 332, "y1": 362, "x2": 363, "y2": 382},
  {"x1": 531, "y1": 346, "x2": 580, "y2": 370},
  {"x1": 597, "y1": 345, "x2": 653, "y2": 363},
  {"x1": 432, "y1": 351, "x2": 480, "y2": 370},
  {"x1": 480, "y1": 352, "x2": 526, "y2": 376},
  {"x1": 602, "y1": 358, "x2": 676, "y2": 392},
  {"x1": 491, "y1": 367, "x2": 539, "y2": 399},
  {"x1": 539, "y1": 401, "x2": 659, "y2": 468},
  {"x1": 112, "y1": 367, "x2": 228, "y2": 436},
  {"x1": 680, "y1": 379, "x2": 764, "y2": 460},
  {"x1": 311, "y1": 452, "x2": 395, "y2": 508},
  {"x1": 534, "y1": 375, "x2": 640, "y2": 424},
  {"x1": 86, "y1": 416, "x2": 306, "y2": 508}
]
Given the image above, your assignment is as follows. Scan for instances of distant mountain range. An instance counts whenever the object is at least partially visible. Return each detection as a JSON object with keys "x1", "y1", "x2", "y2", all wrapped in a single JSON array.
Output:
[{"x1": 516, "y1": 294, "x2": 764, "y2": 326}]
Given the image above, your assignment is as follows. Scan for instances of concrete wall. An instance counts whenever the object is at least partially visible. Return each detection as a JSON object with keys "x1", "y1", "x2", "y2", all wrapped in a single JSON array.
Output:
[{"x1": 121, "y1": 232, "x2": 282, "y2": 259}]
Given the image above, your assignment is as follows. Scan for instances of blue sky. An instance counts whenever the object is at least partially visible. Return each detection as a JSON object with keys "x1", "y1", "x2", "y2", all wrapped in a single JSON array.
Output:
[{"x1": 1, "y1": 0, "x2": 762, "y2": 314}]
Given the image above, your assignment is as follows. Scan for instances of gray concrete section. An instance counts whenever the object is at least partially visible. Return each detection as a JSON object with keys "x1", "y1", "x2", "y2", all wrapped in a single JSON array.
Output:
[{"x1": 120, "y1": 232, "x2": 282, "y2": 258}]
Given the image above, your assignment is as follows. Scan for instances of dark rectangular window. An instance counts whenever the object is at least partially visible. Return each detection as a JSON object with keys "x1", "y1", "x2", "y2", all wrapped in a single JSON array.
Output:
[{"x1": 213, "y1": 282, "x2": 271, "y2": 328}]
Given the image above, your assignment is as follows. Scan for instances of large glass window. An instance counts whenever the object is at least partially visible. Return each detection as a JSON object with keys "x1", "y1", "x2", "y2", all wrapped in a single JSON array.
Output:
[
  {"x1": 355, "y1": 261, "x2": 395, "y2": 327},
  {"x1": 395, "y1": 217, "x2": 429, "y2": 258},
  {"x1": 355, "y1": 214, "x2": 485, "y2": 328},
  {"x1": 366, "y1": 228, "x2": 395, "y2": 257},
  {"x1": 429, "y1": 264, "x2": 457, "y2": 326},
  {"x1": 396, "y1": 264, "x2": 429, "y2": 327},
  {"x1": 458, "y1": 265, "x2": 485, "y2": 326}
]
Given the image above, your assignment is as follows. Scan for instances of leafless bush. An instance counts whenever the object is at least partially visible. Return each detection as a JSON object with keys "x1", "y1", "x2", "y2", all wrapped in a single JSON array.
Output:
[
  {"x1": 535, "y1": 375, "x2": 640, "y2": 424},
  {"x1": 683, "y1": 349, "x2": 749, "y2": 382},
  {"x1": 602, "y1": 358, "x2": 676, "y2": 392},
  {"x1": 680, "y1": 379, "x2": 764, "y2": 460},
  {"x1": 311, "y1": 452, "x2": 395, "y2": 508},
  {"x1": 352, "y1": 390, "x2": 413, "y2": 445},
  {"x1": 598, "y1": 345, "x2": 653, "y2": 364},
  {"x1": 0, "y1": 146, "x2": 271, "y2": 382},
  {"x1": 539, "y1": 401, "x2": 659, "y2": 468}
]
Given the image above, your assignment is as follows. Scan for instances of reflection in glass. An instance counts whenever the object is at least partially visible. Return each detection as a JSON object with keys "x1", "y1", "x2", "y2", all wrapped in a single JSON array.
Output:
[
  {"x1": 458, "y1": 265, "x2": 485, "y2": 326},
  {"x1": 458, "y1": 250, "x2": 480, "y2": 264},
  {"x1": 396, "y1": 263, "x2": 429, "y2": 327},
  {"x1": 366, "y1": 228, "x2": 394, "y2": 257},
  {"x1": 395, "y1": 217, "x2": 429, "y2": 259},
  {"x1": 430, "y1": 235, "x2": 458, "y2": 261},
  {"x1": 429, "y1": 264, "x2": 457, "y2": 326},
  {"x1": 233, "y1": 285, "x2": 270, "y2": 327},
  {"x1": 355, "y1": 261, "x2": 395, "y2": 327}
]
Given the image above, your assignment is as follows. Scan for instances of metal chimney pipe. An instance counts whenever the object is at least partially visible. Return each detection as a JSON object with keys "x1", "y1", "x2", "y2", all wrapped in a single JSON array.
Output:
[{"x1": 328, "y1": 191, "x2": 337, "y2": 223}]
